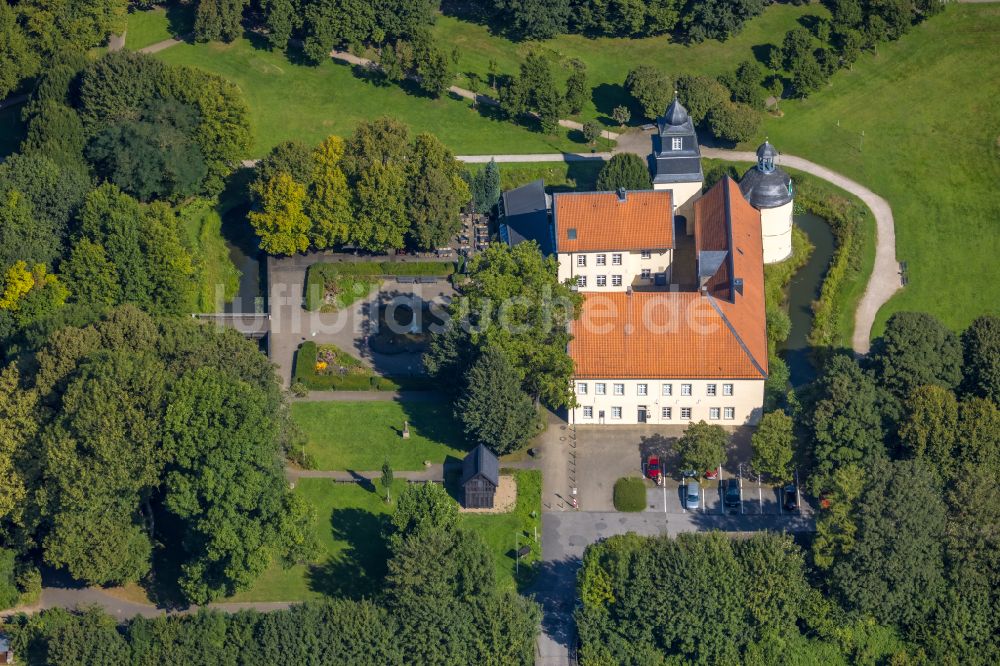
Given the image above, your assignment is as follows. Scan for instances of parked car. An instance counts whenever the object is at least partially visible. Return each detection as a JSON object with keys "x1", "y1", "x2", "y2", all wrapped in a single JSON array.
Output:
[
  {"x1": 685, "y1": 480, "x2": 701, "y2": 510},
  {"x1": 783, "y1": 484, "x2": 799, "y2": 512},
  {"x1": 704, "y1": 468, "x2": 719, "y2": 480},
  {"x1": 646, "y1": 456, "x2": 662, "y2": 485},
  {"x1": 724, "y1": 478, "x2": 741, "y2": 509}
]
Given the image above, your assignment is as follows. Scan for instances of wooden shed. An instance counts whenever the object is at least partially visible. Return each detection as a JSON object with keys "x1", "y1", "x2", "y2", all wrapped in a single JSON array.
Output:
[{"x1": 460, "y1": 445, "x2": 499, "y2": 509}]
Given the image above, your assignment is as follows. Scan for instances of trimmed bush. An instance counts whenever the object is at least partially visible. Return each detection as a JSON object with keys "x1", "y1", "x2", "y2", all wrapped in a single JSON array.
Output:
[
  {"x1": 613, "y1": 477, "x2": 647, "y2": 512},
  {"x1": 305, "y1": 261, "x2": 456, "y2": 311}
]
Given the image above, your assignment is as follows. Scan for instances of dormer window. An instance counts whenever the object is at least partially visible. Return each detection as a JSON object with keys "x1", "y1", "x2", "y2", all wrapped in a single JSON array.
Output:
[{"x1": 671, "y1": 137, "x2": 682, "y2": 151}]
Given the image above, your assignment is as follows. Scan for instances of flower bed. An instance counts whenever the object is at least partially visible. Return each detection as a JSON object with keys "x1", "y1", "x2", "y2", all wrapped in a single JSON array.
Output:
[{"x1": 293, "y1": 342, "x2": 434, "y2": 391}]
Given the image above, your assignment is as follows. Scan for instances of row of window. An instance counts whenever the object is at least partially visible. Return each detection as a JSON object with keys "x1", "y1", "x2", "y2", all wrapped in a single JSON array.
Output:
[
  {"x1": 580, "y1": 406, "x2": 736, "y2": 420},
  {"x1": 577, "y1": 382, "x2": 735, "y2": 397},
  {"x1": 577, "y1": 274, "x2": 631, "y2": 288},
  {"x1": 575, "y1": 251, "x2": 653, "y2": 267}
]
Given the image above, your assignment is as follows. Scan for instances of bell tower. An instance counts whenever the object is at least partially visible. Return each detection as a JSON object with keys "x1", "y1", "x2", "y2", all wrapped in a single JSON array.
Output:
[
  {"x1": 739, "y1": 140, "x2": 794, "y2": 264},
  {"x1": 651, "y1": 94, "x2": 703, "y2": 229}
]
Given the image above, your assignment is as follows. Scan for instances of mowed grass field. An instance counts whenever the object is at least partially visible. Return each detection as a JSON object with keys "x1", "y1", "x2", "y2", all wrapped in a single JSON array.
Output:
[
  {"x1": 434, "y1": 3, "x2": 826, "y2": 125},
  {"x1": 227, "y1": 470, "x2": 541, "y2": 602},
  {"x1": 762, "y1": 5, "x2": 1000, "y2": 335},
  {"x1": 152, "y1": 36, "x2": 601, "y2": 157},
  {"x1": 291, "y1": 400, "x2": 469, "y2": 470}
]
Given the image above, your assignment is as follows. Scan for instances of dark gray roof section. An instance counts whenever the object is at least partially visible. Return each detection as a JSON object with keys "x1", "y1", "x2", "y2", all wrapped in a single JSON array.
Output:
[
  {"x1": 499, "y1": 179, "x2": 555, "y2": 256},
  {"x1": 698, "y1": 250, "x2": 728, "y2": 285},
  {"x1": 756, "y1": 140, "x2": 779, "y2": 161},
  {"x1": 661, "y1": 97, "x2": 690, "y2": 127},
  {"x1": 739, "y1": 164, "x2": 793, "y2": 209},
  {"x1": 461, "y1": 444, "x2": 499, "y2": 487},
  {"x1": 653, "y1": 98, "x2": 703, "y2": 185}
]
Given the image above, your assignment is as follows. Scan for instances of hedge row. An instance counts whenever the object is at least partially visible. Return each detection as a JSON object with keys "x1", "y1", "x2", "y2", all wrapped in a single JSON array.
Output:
[
  {"x1": 613, "y1": 477, "x2": 648, "y2": 512},
  {"x1": 305, "y1": 261, "x2": 456, "y2": 311},
  {"x1": 293, "y1": 342, "x2": 435, "y2": 391},
  {"x1": 793, "y1": 177, "x2": 870, "y2": 354}
]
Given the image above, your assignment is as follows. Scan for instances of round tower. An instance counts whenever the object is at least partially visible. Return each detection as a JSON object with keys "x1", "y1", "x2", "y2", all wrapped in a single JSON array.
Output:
[{"x1": 739, "y1": 141, "x2": 794, "y2": 264}]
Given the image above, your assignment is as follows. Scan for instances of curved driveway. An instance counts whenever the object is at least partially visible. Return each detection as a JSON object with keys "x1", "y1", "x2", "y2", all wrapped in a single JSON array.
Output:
[{"x1": 459, "y1": 143, "x2": 900, "y2": 354}]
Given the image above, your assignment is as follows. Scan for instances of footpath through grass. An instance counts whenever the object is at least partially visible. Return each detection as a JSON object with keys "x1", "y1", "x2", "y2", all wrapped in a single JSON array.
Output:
[
  {"x1": 153, "y1": 36, "x2": 601, "y2": 157},
  {"x1": 762, "y1": 5, "x2": 1000, "y2": 336},
  {"x1": 435, "y1": 3, "x2": 825, "y2": 126},
  {"x1": 291, "y1": 400, "x2": 469, "y2": 470}
]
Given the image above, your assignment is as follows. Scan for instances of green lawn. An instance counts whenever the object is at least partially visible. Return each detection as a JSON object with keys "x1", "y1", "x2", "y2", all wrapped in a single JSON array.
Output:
[
  {"x1": 291, "y1": 400, "x2": 469, "y2": 470},
  {"x1": 435, "y1": 3, "x2": 826, "y2": 126},
  {"x1": 457, "y1": 470, "x2": 542, "y2": 590},
  {"x1": 152, "y1": 36, "x2": 604, "y2": 157},
  {"x1": 761, "y1": 5, "x2": 1000, "y2": 336},
  {"x1": 227, "y1": 469, "x2": 541, "y2": 601},
  {"x1": 467, "y1": 160, "x2": 605, "y2": 192},
  {"x1": 177, "y1": 198, "x2": 242, "y2": 312},
  {"x1": 125, "y1": 4, "x2": 194, "y2": 50}
]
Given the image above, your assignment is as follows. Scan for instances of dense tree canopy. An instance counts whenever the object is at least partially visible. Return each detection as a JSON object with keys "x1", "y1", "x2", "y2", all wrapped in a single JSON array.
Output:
[
  {"x1": 425, "y1": 242, "x2": 582, "y2": 408},
  {"x1": 625, "y1": 65, "x2": 673, "y2": 120},
  {"x1": 595, "y1": 153, "x2": 652, "y2": 191},
  {"x1": 455, "y1": 346, "x2": 538, "y2": 456},
  {"x1": 0, "y1": 307, "x2": 308, "y2": 603}
]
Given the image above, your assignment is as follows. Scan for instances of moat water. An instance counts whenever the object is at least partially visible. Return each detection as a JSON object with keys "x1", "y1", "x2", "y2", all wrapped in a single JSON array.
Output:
[{"x1": 781, "y1": 212, "x2": 835, "y2": 387}]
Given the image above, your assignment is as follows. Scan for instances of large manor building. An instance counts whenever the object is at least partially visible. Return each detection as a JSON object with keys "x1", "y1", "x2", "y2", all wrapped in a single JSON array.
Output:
[{"x1": 499, "y1": 97, "x2": 795, "y2": 426}]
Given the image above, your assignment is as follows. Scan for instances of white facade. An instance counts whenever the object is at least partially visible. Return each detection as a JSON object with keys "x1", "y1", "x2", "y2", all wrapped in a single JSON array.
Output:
[
  {"x1": 570, "y1": 379, "x2": 765, "y2": 426},
  {"x1": 761, "y1": 201, "x2": 794, "y2": 264},
  {"x1": 654, "y1": 180, "x2": 703, "y2": 229},
  {"x1": 557, "y1": 249, "x2": 673, "y2": 290}
]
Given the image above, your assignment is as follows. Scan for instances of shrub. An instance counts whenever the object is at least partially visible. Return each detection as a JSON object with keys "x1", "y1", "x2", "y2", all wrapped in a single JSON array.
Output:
[{"x1": 613, "y1": 477, "x2": 647, "y2": 512}]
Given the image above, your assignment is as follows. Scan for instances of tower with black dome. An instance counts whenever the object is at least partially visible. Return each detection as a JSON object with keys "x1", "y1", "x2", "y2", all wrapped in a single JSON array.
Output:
[
  {"x1": 652, "y1": 94, "x2": 703, "y2": 227},
  {"x1": 739, "y1": 140, "x2": 794, "y2": 263}
]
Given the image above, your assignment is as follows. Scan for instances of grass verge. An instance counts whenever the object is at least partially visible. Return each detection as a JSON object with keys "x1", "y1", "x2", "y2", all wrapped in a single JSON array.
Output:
[
  {"x1": 290, "y1": 399, "x2": 468, "y2": 470},
  {"x1": 177, "y1": 198, "x2": 242, "y2": 312}
]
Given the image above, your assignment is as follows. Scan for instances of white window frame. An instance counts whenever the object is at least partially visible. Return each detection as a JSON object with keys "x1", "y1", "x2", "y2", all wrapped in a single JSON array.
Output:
[
  {"x1": 612, "y1": 275, "x2": 623, "y2": 287},
  {"x1": 641, "y1": 268, "x2": 651, "y2": 279},
  {"x1": 724, "y1": 407, "x2": 735, "y2": 420},
  {"x1": 640, "y1": 250, "x2": 652, "y2": 259},
  {"x1": 681, "y1": 383, "x2": 692, "y2": 396},
  {"x1": 596, "y1": 382, "x2": 606, "y2": 395},
  {"x1": 709, "y1": 407, "x2": 721, "y2": 420},
  {"x1": 706, "y1": 383, "x2": 717, "y2": 396},
  {"x1": 596, "y1": 275, "x2": 607, "y2": 287},
  {"x1": 723, "y1": 383, "x2": 734, "y2": 396},
  {"x1": 577, "y1": 254, "x2": 586, "y2": 267},
  {"x1": 662, "y1": 383, "x2": 672, "y2": 396},
  {"x1": 613, "y1": 383, "x2": 624, "y2": 396},
  {"x1": 661, "y1": 406, "x2": 672, "y2": 419},
  {"x1": 577, "y1": 382, "x2": 588, "y2": 395},
  {"x1": 637, "y1": 383, "x2": 648, "y2": 396},
  {"x1": 577, "y1": 275, "x2": 587, "y2": 288},
  {"x1": 681, "y1": 407, "x2": 692, "y2": 420},
  {"x1": 672, "y1": 137, "x2": 683, "y2": 151},
  {"x1": 596, "y1": 254, "x2": 606, "y2": 266},
  {"x1": 583, "y1": 406, "x2": 594, "y2": 419},
  {"x1": 612, "y1": 253, "x2": 623, "y2": 266},
  {"x1": 611, "y1": 406, "x2": 622, "y2": 420}
]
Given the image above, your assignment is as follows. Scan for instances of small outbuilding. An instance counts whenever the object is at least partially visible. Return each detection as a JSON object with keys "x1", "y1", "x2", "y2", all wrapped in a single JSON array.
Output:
[
  {"x1": 0, "y1": 632, "x2": 13, "y2": 665},
  {"x1": 460, "y1": 445, "x2": 500, "y2": 509}
]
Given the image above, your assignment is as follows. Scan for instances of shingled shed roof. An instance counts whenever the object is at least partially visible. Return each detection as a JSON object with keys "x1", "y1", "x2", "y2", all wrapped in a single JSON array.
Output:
[
  {"x1": 553, "y1": 190, "x2": 673, "y2": 253},
  {"x1": 568, "y1": 177, "x2": 767, "y2": 380},
  {"x1": 461, "y1": 445, "x2": 499, "y2": 487}
]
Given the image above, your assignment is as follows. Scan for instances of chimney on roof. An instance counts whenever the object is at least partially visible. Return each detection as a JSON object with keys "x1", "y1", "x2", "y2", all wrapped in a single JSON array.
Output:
[{"x1": 616, "y1": 188, "x2": 627, "y2": 202}]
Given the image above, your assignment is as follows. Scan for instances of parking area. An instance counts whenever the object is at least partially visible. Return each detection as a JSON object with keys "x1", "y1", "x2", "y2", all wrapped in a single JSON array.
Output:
[
  {"x1": 646, "y1": 475, "x2": 810, "y2": 517},
  {"x1": 573, "y1": 424, "x2": 810, "y2": 518}
]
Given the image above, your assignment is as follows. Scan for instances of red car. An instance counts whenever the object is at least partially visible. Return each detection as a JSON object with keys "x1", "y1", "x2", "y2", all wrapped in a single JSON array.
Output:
[{"x1": 646, "y1": 456, "x2": 662, "y2": 485}]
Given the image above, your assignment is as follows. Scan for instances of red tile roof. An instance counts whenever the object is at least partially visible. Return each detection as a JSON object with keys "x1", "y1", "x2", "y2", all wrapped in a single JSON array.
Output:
[
  {"x1": 569, "y1": 178, "x2": 767, "y2": 380},
  {"x1": 553, "y1": 190, "x2": 673, "y2": 253}
]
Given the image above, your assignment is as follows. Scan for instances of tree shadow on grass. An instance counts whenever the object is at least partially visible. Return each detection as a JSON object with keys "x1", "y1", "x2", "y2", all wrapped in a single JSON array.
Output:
[
  {"x1": 592, "y1": 83, "x2": 635, "y2": 122},
  {"x1": 165, "y1": 3, "x2": 196, "y2": 41},
  {"x1": 307, "y1": 507, "x2": 391, "y2": 599},
  {"x1": 399, "y1": 400, "x2": 470, "y2": 455}
]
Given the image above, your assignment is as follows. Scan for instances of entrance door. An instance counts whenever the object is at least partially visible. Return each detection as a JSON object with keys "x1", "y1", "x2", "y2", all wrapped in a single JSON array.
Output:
[{"x1": 638, "y1": 407, "x2": 648, "y2": 423}]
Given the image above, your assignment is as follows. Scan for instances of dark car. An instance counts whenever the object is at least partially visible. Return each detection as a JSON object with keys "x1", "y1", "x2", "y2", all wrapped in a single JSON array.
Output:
[
  {"x1": 724, "y1": 478, "x2": 741, "y2": 509},
  {"x1": 783, "y1": 484, "x2": 799, "y2": 512}
]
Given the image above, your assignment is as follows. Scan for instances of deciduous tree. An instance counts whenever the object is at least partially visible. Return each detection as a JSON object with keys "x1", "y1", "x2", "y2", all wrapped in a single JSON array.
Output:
[
  {"x1": 625, "y1": 65, "x2": 673, "y2": 120},
  {"x1": 752, "y1": 411, "x2": 795, "y2": 482},
  {"x1": 676, "y1": 421, "x2": 727, "y2": 472},
  {"x1": 249, "y1": 172, "x2": 312, "y2": 255}
]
